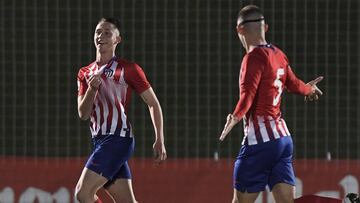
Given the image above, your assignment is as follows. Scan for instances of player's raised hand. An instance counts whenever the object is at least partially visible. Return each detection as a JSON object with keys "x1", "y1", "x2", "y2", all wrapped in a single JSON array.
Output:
[
  {"x1": 153, "y1": 139, "x2": 167, "y2": 164},
  {"x1": 219, "y1": 114, "x2": 240, "y2": 141},
  {"x1": 305, "y1": 76, "x2": 324, "y2": 102}
]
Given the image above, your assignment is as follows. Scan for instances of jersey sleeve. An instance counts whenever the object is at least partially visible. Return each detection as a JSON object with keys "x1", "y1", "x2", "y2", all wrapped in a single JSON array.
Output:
[
  {"x1": 285, "y1": 65, "x2": 312, "y2": 95},
  {"x1": 233, "y1": 54, "x2": 264, "y2": 119},
  {"x1": 124, "y1": 63, "x2": 151, "y2": 94},
  {"x1": 77, "y1": 68, "x2": 88, "y2": 96}
]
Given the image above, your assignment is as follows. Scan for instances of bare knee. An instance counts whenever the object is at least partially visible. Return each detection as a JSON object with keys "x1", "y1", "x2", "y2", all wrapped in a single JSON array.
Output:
[
  {"x1": 272, "y1": 183, "x2": 294, "y2": 203},
  {"x1": 74, "y1": 188, "x2": 86, "y2": 202},
  {"x1": 107, "y1": 187, "x2": 137, "y2": 203},
  {"x1": 75, "y1": 186, "x2": 95, "y2": 203},
  {"x1": 234, "y1": 189, "x2": 259, "y2": 203},
  {"x1": 75, "y1": 168, "x2": 107, "y2": 202},
  {"x1": 74, "y1": 189, "x2": 84, "y2": 202},
  {"x1": 106, "y1": 179, "x2": 137, "y2": 203}
]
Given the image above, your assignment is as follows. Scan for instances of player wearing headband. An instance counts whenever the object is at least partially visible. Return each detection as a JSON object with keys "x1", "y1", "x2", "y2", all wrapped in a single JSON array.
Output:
[{"x1": 219, "y1": 5, "x2": 323, "y2": 203}]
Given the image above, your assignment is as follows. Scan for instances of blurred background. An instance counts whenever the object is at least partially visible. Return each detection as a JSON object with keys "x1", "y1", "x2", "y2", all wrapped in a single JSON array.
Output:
[{"x1": 0, "y1": 0, "x2": 359, "y2": 202}]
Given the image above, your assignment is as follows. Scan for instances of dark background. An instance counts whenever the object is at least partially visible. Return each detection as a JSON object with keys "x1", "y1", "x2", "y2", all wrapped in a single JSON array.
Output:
[{"x1": 0, "y1": 0, "x2": 358, "y2": 159}]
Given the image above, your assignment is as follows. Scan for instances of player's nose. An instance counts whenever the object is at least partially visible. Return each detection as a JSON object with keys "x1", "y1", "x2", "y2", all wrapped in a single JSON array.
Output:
[{"x1": 96, "y1": 32, "x2": 105, "y2": 38}]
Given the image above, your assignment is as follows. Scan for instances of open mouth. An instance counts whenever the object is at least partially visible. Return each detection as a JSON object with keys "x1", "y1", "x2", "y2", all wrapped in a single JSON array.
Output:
[{"x1": 97, "y1": 40, "x2": 106, "y2": 45}]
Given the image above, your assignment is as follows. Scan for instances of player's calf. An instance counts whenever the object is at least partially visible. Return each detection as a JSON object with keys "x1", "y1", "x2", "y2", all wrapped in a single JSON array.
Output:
[{"x1": 271, "y1": 183, "x2": 294, "y2": 203}]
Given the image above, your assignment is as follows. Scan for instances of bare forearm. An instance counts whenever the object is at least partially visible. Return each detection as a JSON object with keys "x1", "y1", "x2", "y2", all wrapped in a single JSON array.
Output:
[
  {"x1": 78, "y1": 88, "x2": 97, "y2": 120},
  {"x1": 149, "y1": 102, "x2": 167, "y2": 162},
  {"x1": 148, "y1": 103, "x2": 164, "y2": 143}
]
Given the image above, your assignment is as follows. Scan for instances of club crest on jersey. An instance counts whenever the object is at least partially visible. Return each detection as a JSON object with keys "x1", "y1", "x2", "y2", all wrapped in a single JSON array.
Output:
[{"x1": 104, "y1": 68, "x2": 114, "y2": 78}]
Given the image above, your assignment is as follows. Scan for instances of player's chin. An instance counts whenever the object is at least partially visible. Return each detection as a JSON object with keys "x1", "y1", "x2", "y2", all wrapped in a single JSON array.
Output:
[{"x1": 97, "y1": 45, "x2": 110, "y2": 53}]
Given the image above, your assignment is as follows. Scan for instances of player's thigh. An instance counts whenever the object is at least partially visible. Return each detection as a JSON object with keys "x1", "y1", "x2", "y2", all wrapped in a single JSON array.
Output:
[
  {"x1": 271, "y1": 183, "x2": 295, "y2": 203},
  {"x1": 233, "y1": 145, "x2": 272, "y2": 193},
  {"x1": 233, "y1": 189, "x2": 259, "y2": 203},
  {"x1": 269, "y1": 137, "x2": 295, "y2": 190},
  {"x1": 106, "y1": 178, "x2": 137, "y2": 203},
  {"x1": 76, "y1": 167, "x2": 108, "y2": 195}
]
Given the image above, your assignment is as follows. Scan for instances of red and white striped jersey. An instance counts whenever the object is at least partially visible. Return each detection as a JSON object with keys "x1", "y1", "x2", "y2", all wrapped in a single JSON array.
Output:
[
  {"x1": 77, "y1": 57, "x2": 150, "y2": 138},
  {"x1": 233, "y1": 44, "x2": 312, "y2": 145}
]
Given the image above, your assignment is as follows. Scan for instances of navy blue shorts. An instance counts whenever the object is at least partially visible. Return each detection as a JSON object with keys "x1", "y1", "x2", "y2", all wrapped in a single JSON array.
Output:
[
  {"x1": 233, "y1": 136, "x2": 295, "y2": 193},
  {"x1": 85, "y1": 134, "x2": 135, "y2": 188}
]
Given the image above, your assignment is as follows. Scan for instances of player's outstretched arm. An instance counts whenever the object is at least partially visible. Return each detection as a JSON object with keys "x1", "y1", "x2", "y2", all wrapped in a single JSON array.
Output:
[
  {"x1": 218, "y1": 54, "x2": 262, "y2": 141},
  {"x1": 219, "y1": 114, "x2": 241, "y2": 141},
  {"x1": 140, "y1": 88, "x2": 167, "y2": 163},
  {"x1": 305, "y1": 76, "x2": 324, "y2": 102}
]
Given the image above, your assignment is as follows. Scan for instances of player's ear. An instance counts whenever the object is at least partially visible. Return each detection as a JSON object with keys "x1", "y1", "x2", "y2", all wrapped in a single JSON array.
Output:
[
  {"x1": 237, "y1": 25, "x2": 245, "y2": 35},
  {"x1": 264, "y1": 24, "x2": 269, "y2": 33},
  {"x1": 115, "y1": 35, "x2": 122, "y2": 44}
]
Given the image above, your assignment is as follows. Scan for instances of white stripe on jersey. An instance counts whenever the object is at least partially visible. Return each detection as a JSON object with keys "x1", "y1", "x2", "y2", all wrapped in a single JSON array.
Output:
[
  {"x1": 243, "y1": 115, "x2": 291, "y2": 145},
  {"x1": 119, "y1": 104, "x2": 128, "y2": 137},
  {"x1": 109, "y1": 103, "x2": 119, "y2": 135},
  {"x1": 278, "y1": 122, "x2": 287, "y2": 137},
  {"x1": 119, "y1": 66, "x2": 127, "y2": 86},
  {"x1": 98, "y1": 87, "x2": 109, "y2": 135},
  {"x1": 247, "y1": 117, "x2": 257, "y2": 145},
  {"x1": 106, "y1": 77, "x2": 120, "y2": 134},
  {"x1": 281, "y1": 119, "x2": 291, "y2": 135},
  {"x1": 257, "y1": 116, "x2": 270, "y2": 142},
  {"x1": 94, "y1": 99, "x2": 101, "y2": 135},
  {"x1": 90, "y1": 113, "x2": 96, "y2": 135},
  {"x1": 87, "y1": 64, "x2": 99, "y2": 136},
  {"x1": 268, "y1": 117, "x2": 281, "y2": 139},
  {"x1": 108, "y1": 61, "x2": 118, "y2": 80},
  {"x1": 86, "y1": 61, "x2": 136, "y2": 138},
  {"x1": 242, "y1": 119, "x2": 248, "y2": 145},
  {"x1": 118, "y1": 68, "x2": 130, "y2": 132},
  {"x1": 277, "y1": 118, "x2": 289, "y2": 137}
]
